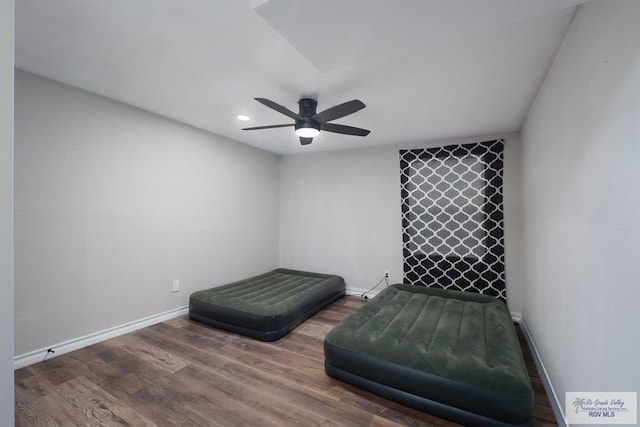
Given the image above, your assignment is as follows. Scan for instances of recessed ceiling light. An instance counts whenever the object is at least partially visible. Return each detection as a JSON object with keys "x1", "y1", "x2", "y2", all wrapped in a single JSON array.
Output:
[{"x1": 237, "y1": 115, "x2": 250, "y2": 121}]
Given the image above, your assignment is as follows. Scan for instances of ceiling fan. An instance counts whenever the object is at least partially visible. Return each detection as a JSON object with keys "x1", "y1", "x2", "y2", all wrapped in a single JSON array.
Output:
[{"x1": 242, "y1": 97, "x2": 370, "y2": 145}]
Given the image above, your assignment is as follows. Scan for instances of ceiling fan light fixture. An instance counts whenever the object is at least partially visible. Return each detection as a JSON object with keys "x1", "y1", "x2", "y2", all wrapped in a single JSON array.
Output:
[
  {"x1": 294, "y1": 120, "x2": 320, "y2": 138},
  {"x1": 295, "y1": 127, "x2": 320, "y2": 138}
]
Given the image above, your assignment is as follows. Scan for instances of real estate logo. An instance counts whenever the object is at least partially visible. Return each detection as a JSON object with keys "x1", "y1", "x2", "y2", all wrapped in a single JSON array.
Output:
[{"x1": 566, "y1": 392, "x2": 637, "y2": 424}]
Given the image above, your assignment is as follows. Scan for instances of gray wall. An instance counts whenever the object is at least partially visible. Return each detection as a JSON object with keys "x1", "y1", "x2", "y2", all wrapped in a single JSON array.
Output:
[
  {"x1": 521, "y1": 0, "x2": 640, "y2": 418},
  {"x1": 279, "y1": 133, "x2": 524, "y2": 314},
  {"x1": 0, "y1": 0, "x2": 15, "y2": 424},
  {"x1": 14, "y1": 71, "x2": 280, "y2": 355}
]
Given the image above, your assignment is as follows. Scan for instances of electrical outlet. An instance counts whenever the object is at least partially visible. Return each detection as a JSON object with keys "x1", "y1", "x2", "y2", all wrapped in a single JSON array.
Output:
[
  {"x1": 172, "y1": 279, "x2": 180, "y2": 293},
  {"x1": 384, "y1": 270, "x2": 390, "y2": 279}
]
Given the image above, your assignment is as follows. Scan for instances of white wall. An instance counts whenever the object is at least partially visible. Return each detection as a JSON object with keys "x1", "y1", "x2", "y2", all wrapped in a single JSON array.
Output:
[
  {"x1": 279, "y1": 144, "x2": 403, "y2": 292},
  {"x1": 279, "y1": 133, "x2": 524, "y2": 314},
  {"x1": 14, "y1": 71, "x2": 280, "y2": 356},
  {"x1": 0, "y1": 0, "x2": 15, "y2": 424},
  {"x1": 521, "y1": 0, "x2": 640, "y2": 421}
]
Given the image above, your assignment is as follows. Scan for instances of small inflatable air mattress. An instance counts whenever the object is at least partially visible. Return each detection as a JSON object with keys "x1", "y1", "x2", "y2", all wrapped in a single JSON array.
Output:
[{"x1": 189, "y1": 268, "x2": 345, "y2": 341}]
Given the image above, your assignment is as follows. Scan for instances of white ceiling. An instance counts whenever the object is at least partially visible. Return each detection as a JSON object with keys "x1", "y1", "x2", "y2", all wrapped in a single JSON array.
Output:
[{"x1": 15, "y1": 0, "x2": 585, "y2": 155}]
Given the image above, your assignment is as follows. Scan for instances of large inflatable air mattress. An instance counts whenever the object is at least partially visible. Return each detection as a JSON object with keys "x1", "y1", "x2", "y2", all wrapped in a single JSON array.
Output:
[{"x1": 324, "y1": 284, "x2": 533, "y2": 426}]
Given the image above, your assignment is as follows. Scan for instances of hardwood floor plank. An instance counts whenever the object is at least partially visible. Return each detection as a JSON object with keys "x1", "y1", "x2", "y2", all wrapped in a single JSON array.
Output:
[
  {"x1": 369, "y1": 415, "x2": 410, "y2": 427},
  {"x1": 126, "y1": 328, "x2": 334, "y2": 426},
  {"x1": 15, "y1": 296, "x2": 557, "y2": 426},
  {"x1": 277, "y1": 332, "x2": 327, "y2": 360},
  {"x1": 147, "y1": 321, "x2": 230, "y2": 352},
  {"x1": 17, "y1": 386, "x2": 87, "y2": 427},
  {"x1": 15, "y1": 370, "x2": 55, "y2": 403},
  {"x1": 120, "y1": 336, "x2": 189, "y2": 374},
  {"x1": 164, "y1": 316, "x2": 193, "y2": 329},
  {"x1": 337, "y1": 383, "x2": 460, "y2": 427},
  {"x1": 215, "y1": 355, "x2": 384, "y2": 426},
  {"x1": 26, "y1": 357, "x2": 82, "y2": 387},
  {"x1": 293, "y1": 318, "x2": 337, "y2": 340},
  {"x1": 88, "y1": 346, "x2": 213, "y2": 426},
  {"x1": 146, "y1": 325, "x2": 374, "y2": 425},
  {"x1": 131, "y1": 381, "x2": 212, "y2": 426},
  {"x1": 185, "y1": 396, "x2": 283, "y2": 427},
  {"x1": 56, "y1": 376, "x2": 157, "y2": 426},
  {"x1": 177, "y1": 365, "x2": 325, "y2": 427}
]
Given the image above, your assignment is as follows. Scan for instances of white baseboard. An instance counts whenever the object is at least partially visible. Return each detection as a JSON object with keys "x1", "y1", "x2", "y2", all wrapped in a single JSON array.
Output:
[
  {"x1": 14, "y1": 305, "x2": 189, "y2": 370},
  {"x1": 519, "y1": 319, "x2": 567, "y2": 427},
  {"x1": 346, "y1": 287, "x2": 382, "y2": 298}
]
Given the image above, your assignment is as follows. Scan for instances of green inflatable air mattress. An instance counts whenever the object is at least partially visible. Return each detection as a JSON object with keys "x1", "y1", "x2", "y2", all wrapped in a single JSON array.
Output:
[{"x1": 190, "y1": 268, "x2": 345, "y2": 341}]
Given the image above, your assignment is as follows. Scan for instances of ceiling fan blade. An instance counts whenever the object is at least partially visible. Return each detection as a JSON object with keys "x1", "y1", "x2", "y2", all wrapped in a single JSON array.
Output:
[
  {"x1": 313, "y1": 99, "x2": 366, "y2": 123},
  {"x1": 322, "y1": 123, "x2": 370, "y2": 136},
  {"x1": 299, "y1": 137, "x2": 313, "y2": 145},
  {"x1": 242, "y1": 124, "x2": 294, "y2": 131},
  {"x1": 255, "y1": 98, "x2": 301, "y2": 120}
]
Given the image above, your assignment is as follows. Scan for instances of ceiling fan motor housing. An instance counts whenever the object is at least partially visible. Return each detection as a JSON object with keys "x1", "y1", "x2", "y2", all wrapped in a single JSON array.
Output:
[
  {"x1": 296, "y1": 98, "x2": 321, "y2": 135},
  {"x1": 298, "y1": 98, "x2": 317, "y2": 117}
]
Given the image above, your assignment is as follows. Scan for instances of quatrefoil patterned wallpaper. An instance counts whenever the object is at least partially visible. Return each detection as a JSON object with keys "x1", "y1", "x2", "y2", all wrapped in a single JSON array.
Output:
[{"x1": 400, "y1": 140, "x2": 505, "y2": 300}]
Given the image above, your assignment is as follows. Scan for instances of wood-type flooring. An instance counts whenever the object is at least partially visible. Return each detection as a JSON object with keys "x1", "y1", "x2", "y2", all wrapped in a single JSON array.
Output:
[{"x1": 15, "y1": 296, "x2": 557, "y2": 426}]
